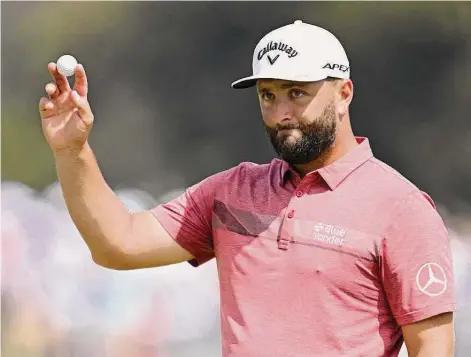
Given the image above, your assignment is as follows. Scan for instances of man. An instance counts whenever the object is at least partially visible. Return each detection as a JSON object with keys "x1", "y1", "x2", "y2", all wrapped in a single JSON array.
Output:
[{"x1": 39, "y1": 20, "x2": 455, "y2": 357}]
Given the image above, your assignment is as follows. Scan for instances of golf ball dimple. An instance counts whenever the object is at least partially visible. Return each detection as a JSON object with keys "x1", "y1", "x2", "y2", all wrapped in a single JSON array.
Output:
[{"x1": 57, "y1": 55, "x2": 77, "y2": 77}]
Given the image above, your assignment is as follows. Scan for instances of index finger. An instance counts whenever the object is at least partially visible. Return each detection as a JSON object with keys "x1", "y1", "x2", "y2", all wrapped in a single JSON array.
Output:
[
  {"x1": 73, "y1": 64, "x2": 88, "y2": 97},
  {"x1": 48, "y1": 62, "x2": 71, "y2": 93}
]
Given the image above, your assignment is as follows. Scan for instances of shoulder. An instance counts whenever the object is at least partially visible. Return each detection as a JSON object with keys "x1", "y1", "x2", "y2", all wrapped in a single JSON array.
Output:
[
  {"x1": 363, "y1": 158, "x2": 445, "y2": 237},
  {"x1": 188, "y1": 159, "x2": 282, "y2": 198},
  {"x1": 206, "y1": 159, "x2": 282, "y2": 184},
  {"x1": 365, "y1": 157, "x2": 437, "y2": 210}
]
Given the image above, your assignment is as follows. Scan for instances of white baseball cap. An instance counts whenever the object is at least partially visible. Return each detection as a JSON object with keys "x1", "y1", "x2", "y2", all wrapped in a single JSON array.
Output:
[{"x1": 231, "y1": 20, "x2": 350, "y2": 89}]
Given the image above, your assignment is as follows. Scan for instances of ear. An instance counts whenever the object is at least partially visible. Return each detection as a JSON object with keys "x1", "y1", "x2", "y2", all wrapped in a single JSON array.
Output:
[{"x1": 337, "y1": 79, "x2": 353, "y2": 116}]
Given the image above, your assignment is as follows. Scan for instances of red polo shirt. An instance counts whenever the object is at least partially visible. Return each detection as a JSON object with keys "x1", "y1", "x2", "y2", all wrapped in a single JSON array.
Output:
[{"x1": 151, "y1": 137, "x2": 456, "y2": 357}]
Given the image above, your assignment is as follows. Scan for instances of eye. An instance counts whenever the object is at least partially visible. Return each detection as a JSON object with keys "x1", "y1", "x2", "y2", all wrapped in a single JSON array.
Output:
[
  {"x1": 260, "y1": 92, "x2": 275, "y2": 101},
  {"x1": 290, "y1": 89, "x2": 306, "y2": 98}
]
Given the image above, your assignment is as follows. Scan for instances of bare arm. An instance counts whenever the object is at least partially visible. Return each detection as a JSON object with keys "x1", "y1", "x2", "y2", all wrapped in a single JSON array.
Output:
[
  {"x1": 55, "y1": 145, "x2": 193, "y2": 269},
  {"x1": 402, "y1": 312, "x2": 455, "y2": 357},
  {"x1": 40, "y1": 62, "x2": 193, "y2": 270}
]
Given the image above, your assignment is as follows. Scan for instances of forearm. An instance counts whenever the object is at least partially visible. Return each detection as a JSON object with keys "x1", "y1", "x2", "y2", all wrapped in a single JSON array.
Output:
[{"x1": 54, "y1": 142, "x2": 131, "y2": 263}]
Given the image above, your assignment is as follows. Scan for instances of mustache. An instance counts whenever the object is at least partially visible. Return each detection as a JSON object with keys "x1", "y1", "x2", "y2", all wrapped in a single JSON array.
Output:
[{"x1": 274, "y1": 122, "x2": 301, "y2": 131}]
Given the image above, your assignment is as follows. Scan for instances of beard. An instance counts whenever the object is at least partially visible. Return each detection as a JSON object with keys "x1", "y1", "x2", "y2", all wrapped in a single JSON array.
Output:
[{"x1": 265, "y1": 102, "x2": 337, "y2": 165}]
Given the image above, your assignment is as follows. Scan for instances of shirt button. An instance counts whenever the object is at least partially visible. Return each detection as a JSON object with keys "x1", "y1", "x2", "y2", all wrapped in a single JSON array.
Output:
[
  {"x1": 295, "y1": 190, "x2": 303, "y2": 197},
  {"x1": 287, "y1": 210, "x2": 294, "y2": 219}
]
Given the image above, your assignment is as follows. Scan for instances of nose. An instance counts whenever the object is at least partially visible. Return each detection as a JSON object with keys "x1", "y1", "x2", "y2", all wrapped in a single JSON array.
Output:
[{"x1": 272, "y1": 97, "x2": 295, "y2": 125}]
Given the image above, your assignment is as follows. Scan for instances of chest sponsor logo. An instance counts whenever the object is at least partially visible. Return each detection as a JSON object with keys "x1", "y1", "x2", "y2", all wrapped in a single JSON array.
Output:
[{"x1": 313, "y1": 222, "x2": 346, "y2": 246}]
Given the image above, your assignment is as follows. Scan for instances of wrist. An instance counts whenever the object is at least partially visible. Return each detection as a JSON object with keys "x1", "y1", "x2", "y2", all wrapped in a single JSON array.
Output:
[{"x1": 53, "y1": 142, "x2": 92, "y2": 161}]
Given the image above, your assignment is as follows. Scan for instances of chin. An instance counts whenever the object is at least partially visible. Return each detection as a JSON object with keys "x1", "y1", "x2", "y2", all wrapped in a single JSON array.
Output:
[{"x1": 279, "y1": 132, "x2": 302, "y2": 144}]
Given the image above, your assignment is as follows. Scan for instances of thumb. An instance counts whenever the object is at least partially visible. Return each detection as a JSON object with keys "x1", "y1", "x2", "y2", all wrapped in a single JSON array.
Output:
[{"x1": 71, "y1": 90, "x2": 93, "y2": 126}]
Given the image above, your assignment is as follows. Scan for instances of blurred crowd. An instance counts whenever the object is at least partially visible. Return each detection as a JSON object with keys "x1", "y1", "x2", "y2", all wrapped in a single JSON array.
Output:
[
  {"x1": 2, "y1": 181, "x2": 221, "y2": 357},
  {"x1": 2, "y1": 180, "x2": 471, "y2": 357}
]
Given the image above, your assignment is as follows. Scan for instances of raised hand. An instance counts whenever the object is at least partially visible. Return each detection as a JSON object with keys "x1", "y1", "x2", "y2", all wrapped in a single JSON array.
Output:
[{"x1": 39, "y1": 62, "x2": 94, "y2": 153}]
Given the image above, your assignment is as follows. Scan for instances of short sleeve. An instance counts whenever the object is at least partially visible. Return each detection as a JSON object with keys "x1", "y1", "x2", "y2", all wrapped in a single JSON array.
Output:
[
  {"x1": 151, "y1": 169, "x2": 233, "y2": 267},
  {"x1": 379, "y1": 190, "x2": 456, "y2": 326}
]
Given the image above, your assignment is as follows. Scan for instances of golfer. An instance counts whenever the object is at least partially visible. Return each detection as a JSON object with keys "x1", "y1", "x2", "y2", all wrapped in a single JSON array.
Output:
[{"x1": 39, "y1": 20, "x2": 455, "y2": 357}]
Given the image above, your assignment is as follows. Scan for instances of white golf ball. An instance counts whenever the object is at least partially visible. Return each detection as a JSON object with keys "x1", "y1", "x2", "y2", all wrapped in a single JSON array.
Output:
[{"x1": 56, "y1": 54, "x2": 78, "y2": 77}]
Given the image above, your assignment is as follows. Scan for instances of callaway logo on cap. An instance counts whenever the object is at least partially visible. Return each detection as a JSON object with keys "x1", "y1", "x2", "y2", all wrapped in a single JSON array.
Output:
[{"x1": 231, "y1": 20, "x2": 350, "y2": 89}]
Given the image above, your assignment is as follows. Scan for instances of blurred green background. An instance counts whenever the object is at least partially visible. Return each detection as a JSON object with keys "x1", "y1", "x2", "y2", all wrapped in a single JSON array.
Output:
[{"x1": 2, "y1": 2, "x2": 471, "y2": 214}]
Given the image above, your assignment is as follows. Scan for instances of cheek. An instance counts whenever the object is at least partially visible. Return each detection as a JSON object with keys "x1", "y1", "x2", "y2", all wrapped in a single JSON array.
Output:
[
  {"x1": 259, "y1": 106, "x2": 276, "y2": 126},
  {"x1": 303, "y1": 97, "x2": 336, "y2": 121},
  {"x1": 302, "y1": 99, "x2": 324, "y2": 118}
]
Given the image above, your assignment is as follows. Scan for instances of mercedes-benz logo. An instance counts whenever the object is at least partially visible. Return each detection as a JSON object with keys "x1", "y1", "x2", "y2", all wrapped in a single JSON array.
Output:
[{"x1": 415, "y1": 262, "x2": 447, "y2": 296}]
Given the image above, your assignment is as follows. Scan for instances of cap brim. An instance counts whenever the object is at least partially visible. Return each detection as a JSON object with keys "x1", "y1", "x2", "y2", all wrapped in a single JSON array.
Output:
[
  {"x1": 231, "y1": 73, "x2": 330, "y2": 89},
  {"x1": 231, "y1": 75, "x2": 262, "y2": 89}
]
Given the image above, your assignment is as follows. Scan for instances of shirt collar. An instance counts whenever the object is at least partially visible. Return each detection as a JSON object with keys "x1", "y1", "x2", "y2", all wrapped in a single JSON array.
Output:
[{"x1": 279, "y1": 137, "x2": 374, "y2": 190}]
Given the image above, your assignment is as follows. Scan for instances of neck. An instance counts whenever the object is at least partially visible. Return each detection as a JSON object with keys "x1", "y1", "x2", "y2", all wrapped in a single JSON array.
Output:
[{"x1": 294, "y1": 132, "x2": 358, "y2": 178}]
